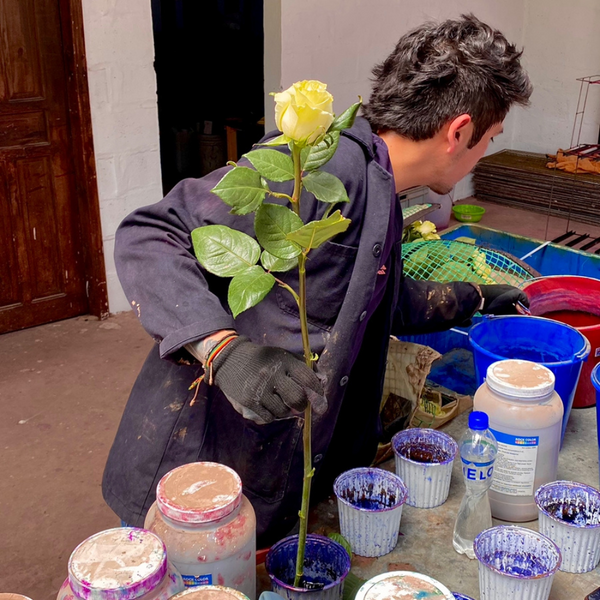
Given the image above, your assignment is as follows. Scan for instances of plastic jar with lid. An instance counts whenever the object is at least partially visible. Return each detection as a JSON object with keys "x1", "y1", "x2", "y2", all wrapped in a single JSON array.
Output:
[
  {"x1": 144, "y1": 462, "x2": 256, "y2": 599},
  {"x1": 171, "y1": 586, "x2": 250, "y2": 600},
  {"x1": 473, "y1": 359, "x2": 564, "y2": 522},
  {"x1": 56, "y1": 527, "x2": 184, "y2": 600}
]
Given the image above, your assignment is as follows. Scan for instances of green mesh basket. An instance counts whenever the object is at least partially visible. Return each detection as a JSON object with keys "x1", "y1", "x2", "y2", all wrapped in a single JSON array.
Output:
[{"x1": 403, "y1": 239, "x2": 538, "y2": 287}]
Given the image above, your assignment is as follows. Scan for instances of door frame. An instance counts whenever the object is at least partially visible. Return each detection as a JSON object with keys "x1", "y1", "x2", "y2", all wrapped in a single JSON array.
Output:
[{"x1": 57, "y1": 0, "x2": 109, "y2": 319}]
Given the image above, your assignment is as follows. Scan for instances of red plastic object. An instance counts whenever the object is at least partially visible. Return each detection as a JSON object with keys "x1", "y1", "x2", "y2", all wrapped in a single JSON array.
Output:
[
  {"x1": 524, "y1": 276, "x2": 600, "y2": 408},
  {"x1": 256, "y1": 547, "x2": 269, "y2": 565}
]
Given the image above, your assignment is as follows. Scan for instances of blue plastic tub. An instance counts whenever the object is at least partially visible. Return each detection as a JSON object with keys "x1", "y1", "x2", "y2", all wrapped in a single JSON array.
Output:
[
  {"x1": 593, "y1": 364, "x2": 600, "y2": 481},
  {"x1": 469, "y1": 316, "x2": 590, "y2": 441}
]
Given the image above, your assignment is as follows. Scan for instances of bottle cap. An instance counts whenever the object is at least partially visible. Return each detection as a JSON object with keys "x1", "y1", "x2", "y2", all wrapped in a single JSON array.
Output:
[
  {"x1": 469, "y1": 411, "x2": 489, "y2": 431},
  {"x1": 156, "y1": 462, "x2": 242, "y2": 524},
  {"x1": 68, "y1": 528, "x2": 168, "y2": 600},
  {"x1": 485, "y1": 359, "x2": 555, "y2": 400}
]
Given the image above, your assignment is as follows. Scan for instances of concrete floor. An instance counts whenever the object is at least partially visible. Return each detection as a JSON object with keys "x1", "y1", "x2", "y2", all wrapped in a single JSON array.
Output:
[
  {"x1": 0, "y1": 312, "x2": 152, "y2": 598},
  {"x1": 1, "y1": 201, "x2": 599, "y2": 598}
]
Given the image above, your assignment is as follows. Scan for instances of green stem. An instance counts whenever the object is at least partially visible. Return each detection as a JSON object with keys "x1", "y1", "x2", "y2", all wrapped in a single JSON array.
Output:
[
  {"x1": 274, "y1": 278, "x2": 299, "y2": 305},
  {"x1": 268, "y1": 191, "x2": 294, "y2": 202},
  {"x1": 290, "y1": 143, "x2": 313, "y2": 589}
]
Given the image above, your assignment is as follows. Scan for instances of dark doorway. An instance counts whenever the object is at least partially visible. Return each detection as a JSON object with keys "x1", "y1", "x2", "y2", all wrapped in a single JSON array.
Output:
[{"x1": 151, "y1": 0, "x2": 265, "y2": 194}]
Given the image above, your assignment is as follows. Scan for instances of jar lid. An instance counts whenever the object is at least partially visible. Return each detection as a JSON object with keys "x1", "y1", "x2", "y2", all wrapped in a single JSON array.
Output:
[
  {"x1": 171, "y1": 586, "x2": 250, "y2": 600},
  {"x1": 0, "y1": 595, "x2": 34, "y2": 600},
  {"x1": 156, "y1": 462, "x2": 242, "y2": 524},
  {"x1": 486, "y1": 359, "x2": 555, "y2": 399},
  {"x1": 356, "y1": 571, "x2": 454, "y2": 600},
  {"x1": 68, "y1": 528, "x2": 167, "y2": 600}
]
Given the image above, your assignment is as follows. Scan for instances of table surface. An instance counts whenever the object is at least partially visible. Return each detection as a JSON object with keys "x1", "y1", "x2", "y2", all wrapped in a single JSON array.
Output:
[{"x1": 258, "y1": 405, "x2": 600, "y2": 599}]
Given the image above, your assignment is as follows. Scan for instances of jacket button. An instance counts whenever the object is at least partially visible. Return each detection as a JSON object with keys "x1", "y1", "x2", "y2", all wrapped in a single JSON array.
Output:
[
  {"x1": 340, "y1": 376, "x2": 349, "y2": 386},
  {"x1": 359, "y1": 310, "x2": 367, "y2": 322},
  {"x1": 372, "y1": 243, "x2": 382, "y2": 257},
  {"x1": 314, "y1": 454, "x2": 323, "y2": 463}
]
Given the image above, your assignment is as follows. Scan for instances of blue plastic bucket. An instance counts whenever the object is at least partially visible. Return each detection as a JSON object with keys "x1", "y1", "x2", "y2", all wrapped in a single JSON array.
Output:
[
  {"x1": 469, "y1": 316, "x2": 590, "y2": 442},
  {"x1": 593, "y1": 364, "x2": 600, "y2": 481}
]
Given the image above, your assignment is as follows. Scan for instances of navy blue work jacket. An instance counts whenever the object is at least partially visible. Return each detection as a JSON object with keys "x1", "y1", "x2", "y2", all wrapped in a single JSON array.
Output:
[{"x1": 102, "y1": 118, "x2": 481, "y2": 546}]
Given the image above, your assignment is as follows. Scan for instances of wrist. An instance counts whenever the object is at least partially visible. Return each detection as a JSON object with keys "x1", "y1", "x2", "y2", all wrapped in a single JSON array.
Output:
[
  {"x1": 471, "y1": 283, "x2": 485, "y2": 312},
  {"x1": 186, "y1": 329, "x2": 237, "y2": 366}
]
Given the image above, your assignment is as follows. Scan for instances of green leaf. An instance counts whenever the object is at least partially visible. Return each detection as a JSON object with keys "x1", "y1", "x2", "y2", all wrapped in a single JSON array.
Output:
[
  {"x1": 286, "y1": 210, "x2": 351, "y2": 250},
  {"x1": 261, "y1": 250, "x2": 297, "y2": 272},
  {"x1": 327, "y1": 532, "x2": 352, "y2": 557},
  {"x1": 303, "y1": 170, "x2": 350, "y2": 204},
  {"x1": 191, "y1": 225, "x2": 260, "y2": 277},
  {"x1": 342, "y1": 572, "x2": 367, "y2": 600},
  {"x1": 255, "y1": 134, "x2": 288, "y2": 146},
  {"x1": 255, "y1": 203, "x2": 303, "y2": 259},
  {"x1": 228, "y1": 266, "x2": 275, "y2": 318},
  {"x1": 211, "y1": 166, "x2": 268, "y2": 215},
  {"x1": 329, "y1": 99, "x2": 362, "y2": 132},
  {"x1": 301, "y1": 132, "x2": 340, "y2": 172},
  {"x1": 243, "y1": 149, "x2": 294, "y2": 182}
]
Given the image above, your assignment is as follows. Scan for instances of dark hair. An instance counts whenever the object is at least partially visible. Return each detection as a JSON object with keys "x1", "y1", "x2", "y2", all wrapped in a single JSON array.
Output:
[{"x1": 362, "y1": 14, "x2": 532, "y2": 147}]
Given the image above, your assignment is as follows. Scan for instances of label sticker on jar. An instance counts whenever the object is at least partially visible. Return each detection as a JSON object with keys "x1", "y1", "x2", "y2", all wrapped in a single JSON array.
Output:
[
  {"x1": 489, "y1": 430, "x2": 539, "y2": 496},
  {"x1": 182, "y1": 573, "x2": 213, "y2": 587}
]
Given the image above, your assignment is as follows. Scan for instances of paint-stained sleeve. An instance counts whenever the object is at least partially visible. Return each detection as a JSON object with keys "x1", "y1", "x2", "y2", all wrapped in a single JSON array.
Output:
[
  {"x1": 114, "y1": 169, "x2": 248, "y2": 362},
  {"x1": 392, "y1": 278, "x2": 482, "y2": 335}
]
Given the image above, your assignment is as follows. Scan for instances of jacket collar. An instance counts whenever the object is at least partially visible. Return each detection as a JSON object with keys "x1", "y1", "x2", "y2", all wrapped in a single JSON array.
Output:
[{"x1": 341, "y1": 116, "x2": 376, "y2": 159}]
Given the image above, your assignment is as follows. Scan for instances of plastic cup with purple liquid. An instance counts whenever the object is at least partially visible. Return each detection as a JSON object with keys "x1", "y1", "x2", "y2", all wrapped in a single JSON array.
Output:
[
  {"x1": 474, "y1": 525, "x2": 561, "y2": 600},
  {"x1": 392, "y1": 428, "x2": 458, "y2": 508},
  {"x1": 535, "y1": 480, "x2": 600, "y2": 573}
]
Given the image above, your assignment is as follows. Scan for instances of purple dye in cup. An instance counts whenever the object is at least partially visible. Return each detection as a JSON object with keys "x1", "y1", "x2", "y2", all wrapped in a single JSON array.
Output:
[
  {"x1": 474, "y1": 525, "x2": 561, "y2": 580},
  {"x1": 397, "y1": 441, "x2": 451, "y2": 463},
  {"x1": 486, "y1": 550, "x2": 548, "y2": 577},
  {"x1": 536, "y1": 480, "x2": 600, "y2": 528},
  {"x1": 544, "y1": 501, "x2": 600, "y2": 526}
]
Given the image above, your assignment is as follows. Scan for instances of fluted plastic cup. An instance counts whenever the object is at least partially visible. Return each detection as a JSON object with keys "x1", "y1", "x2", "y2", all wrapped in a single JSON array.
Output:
[
  {"x1": 535, "y1": 480, "x2": 600, "y2": 573},
  {"x1": 474, "y1": 526, "x2": 561, "y2": 600},
  {"x1": 392, "y1": 428, "x2": 457, "y2": 508},
  {"x1": 334, "y1": 467, "x2": 408, "y2": 557}
]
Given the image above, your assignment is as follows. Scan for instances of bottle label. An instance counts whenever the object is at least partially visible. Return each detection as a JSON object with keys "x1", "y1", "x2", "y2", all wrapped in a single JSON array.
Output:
[
  {"x1": 182, "y1": 573, "x2": 213, "y2": 587},
  {"x1": 489, "y1": 429, "x2": 539, "y2": 496},
  {"x1": 461, "y1": 457, "x2": 495, "y2": 482}
]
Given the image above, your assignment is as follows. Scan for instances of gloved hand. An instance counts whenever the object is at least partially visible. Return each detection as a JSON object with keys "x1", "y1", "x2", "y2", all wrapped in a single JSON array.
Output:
[
  {"x1": 211, "y1": 336, "x2": 327, "y2": 424},
  {"x1": 479, "y1": 284, "x2": 529, "y2": 315}
]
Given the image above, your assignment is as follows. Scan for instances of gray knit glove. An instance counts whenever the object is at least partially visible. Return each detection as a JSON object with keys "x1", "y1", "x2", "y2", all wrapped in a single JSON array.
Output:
[{"x1": 211, "y1": 336, "x2": 327, "y2": 424}]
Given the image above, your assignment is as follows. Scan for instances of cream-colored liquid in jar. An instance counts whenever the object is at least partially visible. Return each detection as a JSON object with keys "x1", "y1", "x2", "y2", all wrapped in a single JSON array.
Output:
[
  {"x1": 474, "y1": 360, "x2": 563, "y2": 522},
  {"x1": 146, "y1": 462, "x2": 256, "y2": 599}
]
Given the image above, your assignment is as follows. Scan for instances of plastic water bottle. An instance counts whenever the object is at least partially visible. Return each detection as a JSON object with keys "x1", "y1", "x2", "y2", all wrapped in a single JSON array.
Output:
[{"x1": 452, "y1": 411, "x2": 498, "y2": 559}]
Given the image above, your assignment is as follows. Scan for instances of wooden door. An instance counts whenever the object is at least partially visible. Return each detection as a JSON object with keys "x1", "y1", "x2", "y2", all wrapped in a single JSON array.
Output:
[{"x1": 0, "y1": 0, "x2": 90, "y2": 333}]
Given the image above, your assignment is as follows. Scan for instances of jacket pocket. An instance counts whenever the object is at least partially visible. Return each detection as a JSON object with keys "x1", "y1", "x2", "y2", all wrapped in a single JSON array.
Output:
[
  {"x1": 198, "y1": 389, "x2": 303, "y2": 504},
  {"x1": 237, "y1": 417, "x2": 303, "y2": 503},
  {"x1": 276, "y1": 240, "x2": 358, "y2": 330}
]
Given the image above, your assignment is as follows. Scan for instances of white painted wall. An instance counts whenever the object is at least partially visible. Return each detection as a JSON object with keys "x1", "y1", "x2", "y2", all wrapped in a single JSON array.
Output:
[
  {"x1": 512, "y1": 0, "x2": 600, "y2": 153},
  {"x1": 81, "y1": 0, "x2": 163, "y2": 313},
  {"x1": 81, "y1": 0, "x2": 600, "y2": 314},
  {"x1": 264, "y1": 0, "x2": 526, "y2": 199}
]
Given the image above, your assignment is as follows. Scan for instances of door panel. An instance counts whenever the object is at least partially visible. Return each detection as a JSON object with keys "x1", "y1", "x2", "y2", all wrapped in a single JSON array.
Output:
[{"x1": 0, "y1": 0, "x2": 88, "y2": 332}]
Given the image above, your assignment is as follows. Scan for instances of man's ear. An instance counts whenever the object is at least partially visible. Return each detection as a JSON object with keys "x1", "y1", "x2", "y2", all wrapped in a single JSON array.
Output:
[{"x1": 446, "y1": 114, "x2": 472, "y2": 153}]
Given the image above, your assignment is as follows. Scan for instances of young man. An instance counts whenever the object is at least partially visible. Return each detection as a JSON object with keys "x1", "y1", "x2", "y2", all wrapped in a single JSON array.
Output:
[{"x1": 103, "y1": 14, "x2": 532, "y2": 546}]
